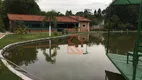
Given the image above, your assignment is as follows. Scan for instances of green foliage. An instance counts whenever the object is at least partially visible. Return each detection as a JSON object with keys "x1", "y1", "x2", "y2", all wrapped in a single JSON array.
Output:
[
  {"x1": 65, "y1": 10, "x2": 73, "y2": 16},
  {"x1": 3, "y1": 0, "x2": 40, "y2": 14},
  {"x1": 0, "y1": 0, "x2": 4, "y2": 32},
  {"x1": 13, "y1": 21, "x2": 28, "y2": 34},
  {"x1": 1, "y1": 0, "x2": 40, "y2": 31},
  {"x1": 104, "y1": 5, "x2": 139, "y2": 30},
  {"x1": 42, "y1": 10, "x2": 57, "y2": 29},
  {"x1": 75, "y1": 9, "x2": 104, "y2": 26},
  {"x1": 76, "y1": 11, "x2": 84, "y2": 16},
  {"x1": 53, "y1": 32, "x2": 58, "y2": 36},
  {"x1": 0, "y1": 18, "x2": 4, "y2": 32}
]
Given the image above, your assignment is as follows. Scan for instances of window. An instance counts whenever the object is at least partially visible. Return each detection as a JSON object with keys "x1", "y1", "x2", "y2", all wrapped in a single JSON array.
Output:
[{"x1": 83, "y1": 25, "x2": 85, "y2": 27}]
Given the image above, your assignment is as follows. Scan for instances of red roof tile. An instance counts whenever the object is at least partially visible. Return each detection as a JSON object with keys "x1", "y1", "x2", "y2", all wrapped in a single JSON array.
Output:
[
  {"x1": 8, "y1": 14, "x2": 91, "y2": 23},
  {"x1": 70, "y1": 16, "x2": 91, "y2": 22},
  {"x1": 8, "y1": 14, "x2": 45, "y2": 21},
  {"x1": 56, "y1": 16, "x2": 77, "y2": 23}
]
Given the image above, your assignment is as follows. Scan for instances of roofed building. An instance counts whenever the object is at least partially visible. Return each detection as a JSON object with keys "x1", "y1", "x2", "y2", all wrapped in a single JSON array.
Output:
[{"x1": 8, "y1": 14, "x2": 91, "y2": 32}]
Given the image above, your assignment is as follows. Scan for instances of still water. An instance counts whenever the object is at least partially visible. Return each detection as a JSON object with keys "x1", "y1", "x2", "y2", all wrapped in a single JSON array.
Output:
[{"x1": 3, "y1": 32, "x2": 137, "y2": 80}]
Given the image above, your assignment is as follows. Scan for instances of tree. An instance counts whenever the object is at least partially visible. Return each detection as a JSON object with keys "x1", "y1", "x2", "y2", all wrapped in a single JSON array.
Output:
[
  {"x1": 76, "y1": 11, "x2": 84, "y2": 16},
  {"x1": 104, "y1": 5, "x2": 139, "y2": 30},
  {"x1": 0, "y1": 0, "x2": 4, "y2": 32},
  {"x1": 2, "y1": 0, "x2": 41, "y2": 30},
  {"x1": 84, "y1": 9, "x2": 92, "y2": 18},
  {"x1": 98, "y1": 8, "x2": 102, "y2": 16},
  {"x1": 65, "y1": 10, "x2": 73, "y2": 16},
  {"x1": 43, "y1": 10, "x2": 57, "y2": 36},
  {"x1": 94, "y1": 10, "x2": 97, "y2": 16},
  {"x1": 3, "y1": 0, "x2": 40, "y2": 14}
]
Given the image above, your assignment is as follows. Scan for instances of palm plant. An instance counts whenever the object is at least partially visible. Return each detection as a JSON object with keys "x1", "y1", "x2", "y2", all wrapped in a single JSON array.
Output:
[
  {"x1": 42, "y1": 40, "x2": 58, "y2": 64},
  {"x1": 42, "y1": 10, "x2": 57, "y2": 36}
]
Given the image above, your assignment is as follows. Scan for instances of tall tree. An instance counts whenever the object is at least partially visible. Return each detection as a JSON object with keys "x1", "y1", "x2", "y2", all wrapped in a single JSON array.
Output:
[
  {"x1": 76, "y1": 11, "x2": 84, "y2": 17},
  {"x1": 98, "y1": 8, "x2": 102, "y2": 16},
  {"x1": 104, "y1": 5, "x2": 139, "y2": 30},
  {"x1": 3, "y1": 0, "x2": 40, "y2": 14},
  {"x1": 65, "y1": 10, "x2": 73, "y2": 16},
  {"x1": 0, "y1": 0, "x2": 4, "y2": 32},
  {"x1": 84, "y1": 9, "x2": 92, "y2": 18},
  {"x1": 94, "y1": 10, "x2": 97, "y2": 16},
  {"x1": 43, "y1": 10, "x2": 57, "y2": 36}
]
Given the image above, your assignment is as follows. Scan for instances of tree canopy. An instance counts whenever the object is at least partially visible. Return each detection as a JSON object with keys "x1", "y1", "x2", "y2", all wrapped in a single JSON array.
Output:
[
  {"x1": 65, "y1": 10, "x2": 73, "y2": 16},
  {"x1": 0, "y1": 0, "x2": 4, "y2": 32},
  {"x1": 104, "y1": 5, "x2": 139, "y2": 30},
  {"x1": 3, "y1": 0, "x2": 40, "y2": 14}
]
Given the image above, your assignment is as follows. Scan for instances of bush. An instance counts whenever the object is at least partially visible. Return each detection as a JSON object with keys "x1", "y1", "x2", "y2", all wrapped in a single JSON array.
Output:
[
  {"x1": 13, "y1": 21, "x2": 28, "y2": 34},
  {"x1": 53, "y1": 32, "x2": 58, "y2": 36}
]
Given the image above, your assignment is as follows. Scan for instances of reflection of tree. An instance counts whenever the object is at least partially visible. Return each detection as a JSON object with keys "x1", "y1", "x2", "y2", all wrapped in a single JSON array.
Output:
[
  {"x1": 103, "y1": 33, "x2": 136, "y2": 55},
  {"x1": 87, "y1": 33, "x2": 104, "y2": 46},
  {"x1": 3, "y1": 46, "x2": 37, "y2": 66},
  {"x1": 43, "y1": 48, "x2": 57, "y2": 64},
  {"x1": 42, "y1": 40, "x2": 59, "y2": 64}
]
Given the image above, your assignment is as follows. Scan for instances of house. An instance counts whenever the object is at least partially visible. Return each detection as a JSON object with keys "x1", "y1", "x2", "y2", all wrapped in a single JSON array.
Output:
[{"x1": 8, "y1": 14, "x2": 91, "y2": 32}]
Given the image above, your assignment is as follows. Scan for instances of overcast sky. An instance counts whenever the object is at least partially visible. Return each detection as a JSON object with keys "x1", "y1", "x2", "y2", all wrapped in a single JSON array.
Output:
[{"x1": 37, "y1": 0, "x2": 112, "y2": 14}]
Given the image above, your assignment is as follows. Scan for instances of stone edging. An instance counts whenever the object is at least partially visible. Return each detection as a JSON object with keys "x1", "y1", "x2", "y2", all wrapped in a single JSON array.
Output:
[{"x1": 0, "y1": 33, "x2": 85, "y2": 80}]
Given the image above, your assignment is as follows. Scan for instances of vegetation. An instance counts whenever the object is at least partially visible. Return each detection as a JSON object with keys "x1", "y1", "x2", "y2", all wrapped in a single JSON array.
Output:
[
  {"x1": 0, "y1": 32, "x2": 62, "y2": 48},
  {"x1": 0, "y1": 0, "x2": 104, "y2": 31},
  {"x1": 76, "y1": 9, "x2": 104, "y2": 26},
  {"x1": 3, "y1": 0, "x2": 40, "y2": 14},
  {"x1": 1, "y1": 0, "x2": 40, "y2": 30},
  {"x1": 12, "y1": 21, "x2": 28, "y2": 34},
  {"x1": 0, "y1": 0, "x2": 4, "y2": 32},
  {"x1": 104, "y1": 5, "x2": 139, "y2": 30},
  {"x1": 65, "y1": 10, "x2": 73, "y2": 16},
  {"x1": 43, "y1": 10, "x2": 57, "y2": 36}
]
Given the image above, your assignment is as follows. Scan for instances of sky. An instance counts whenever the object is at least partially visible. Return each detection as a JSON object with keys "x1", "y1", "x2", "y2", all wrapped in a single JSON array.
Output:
[{"x1": 37, "y1": 0, "x2": 112, "y2": 14}]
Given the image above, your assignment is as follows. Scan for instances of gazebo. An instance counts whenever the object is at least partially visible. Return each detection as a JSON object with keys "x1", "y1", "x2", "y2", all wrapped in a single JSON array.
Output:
[{"x1": 106, "y1": 0, "x2": 142, "y2": 80}]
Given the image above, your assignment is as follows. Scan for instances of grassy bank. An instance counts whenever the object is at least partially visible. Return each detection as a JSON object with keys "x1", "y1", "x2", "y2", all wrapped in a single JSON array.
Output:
[{"x1": 0, "y1": 32, "x2": 62, "y2": 49}]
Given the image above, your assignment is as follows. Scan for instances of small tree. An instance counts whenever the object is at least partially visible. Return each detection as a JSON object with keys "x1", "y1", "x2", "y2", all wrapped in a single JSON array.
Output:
[
  {"x1": 42, "y1": 10, "x2": 57, "y2": 36},
  {"x1": 13, "y1": 21, "x2": 28, "y2": 34}
]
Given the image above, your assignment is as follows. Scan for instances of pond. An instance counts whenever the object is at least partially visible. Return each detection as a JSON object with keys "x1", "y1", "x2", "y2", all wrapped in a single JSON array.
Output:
[{"x1": 3, "y1": 32, "x2": 137, "y2": 80}]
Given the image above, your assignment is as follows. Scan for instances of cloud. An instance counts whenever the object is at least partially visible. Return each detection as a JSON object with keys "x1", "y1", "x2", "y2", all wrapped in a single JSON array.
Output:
[{"x1": 37, "y1": 0, "x2": 112, "y2": 14}]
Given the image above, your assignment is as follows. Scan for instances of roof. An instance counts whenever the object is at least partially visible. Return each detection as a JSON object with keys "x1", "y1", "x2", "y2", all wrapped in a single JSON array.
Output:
[
  {"x1": 56, "y1": 16, "x2": 77, "y2": 23},
  {"x1": 70, "y1": 16, "x2": 91, "y2": 22},
  {"x1": 112, "y1": 0, "x2": 141, "y2": 5},
  {"x1": 8, "y1": 14, "x2": 44, "y2": 21},
  {"x1": 8, "y1": 14, "x2": 91, "y2": 23}
]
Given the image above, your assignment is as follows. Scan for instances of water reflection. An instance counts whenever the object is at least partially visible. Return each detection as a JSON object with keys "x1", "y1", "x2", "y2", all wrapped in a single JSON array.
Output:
[
  {"x1": 42, "y1": 40, "x2": 59, "y2": 64},
  {"x1": 3, "y1": 33, "x2": 137, "y2": 65},
  {"x1": 3, "y1": 32, "x2": 137, "y2": 80},
  {"x1": 3, "y1": 46, "x2": 37, "y2": 66},
  {"x1": 105, "y1": 70, "x2": 125, "y2": 80}
]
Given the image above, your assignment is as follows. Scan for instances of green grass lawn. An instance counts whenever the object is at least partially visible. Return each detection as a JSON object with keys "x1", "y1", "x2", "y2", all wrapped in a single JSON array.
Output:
[{"x1": 0, "y1": 32, "x2": 62, "y2": 49}]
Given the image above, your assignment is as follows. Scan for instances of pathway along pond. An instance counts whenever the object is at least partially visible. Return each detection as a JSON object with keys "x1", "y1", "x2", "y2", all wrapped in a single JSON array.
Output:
[{"x1": 3, "y1": 32, "x2": 137, "y2": 80}]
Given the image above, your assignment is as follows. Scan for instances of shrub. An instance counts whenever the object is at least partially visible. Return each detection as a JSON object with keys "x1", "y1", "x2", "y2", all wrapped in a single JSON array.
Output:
[
  {"x1": 53, "y1": 32, "x2": 58, "y2": 36},
  {"x1": 13, "y1": 21, "x2": 28, "y2": 34}
]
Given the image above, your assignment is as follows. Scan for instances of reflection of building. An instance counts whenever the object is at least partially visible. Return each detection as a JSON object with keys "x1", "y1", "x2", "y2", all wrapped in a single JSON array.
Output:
[
  {"x1": 78, "y1": 34, "x2": 89, "y2": 42},
  {"x1": 8, "y1": 14, "x2": 91, "y2": 32}
]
